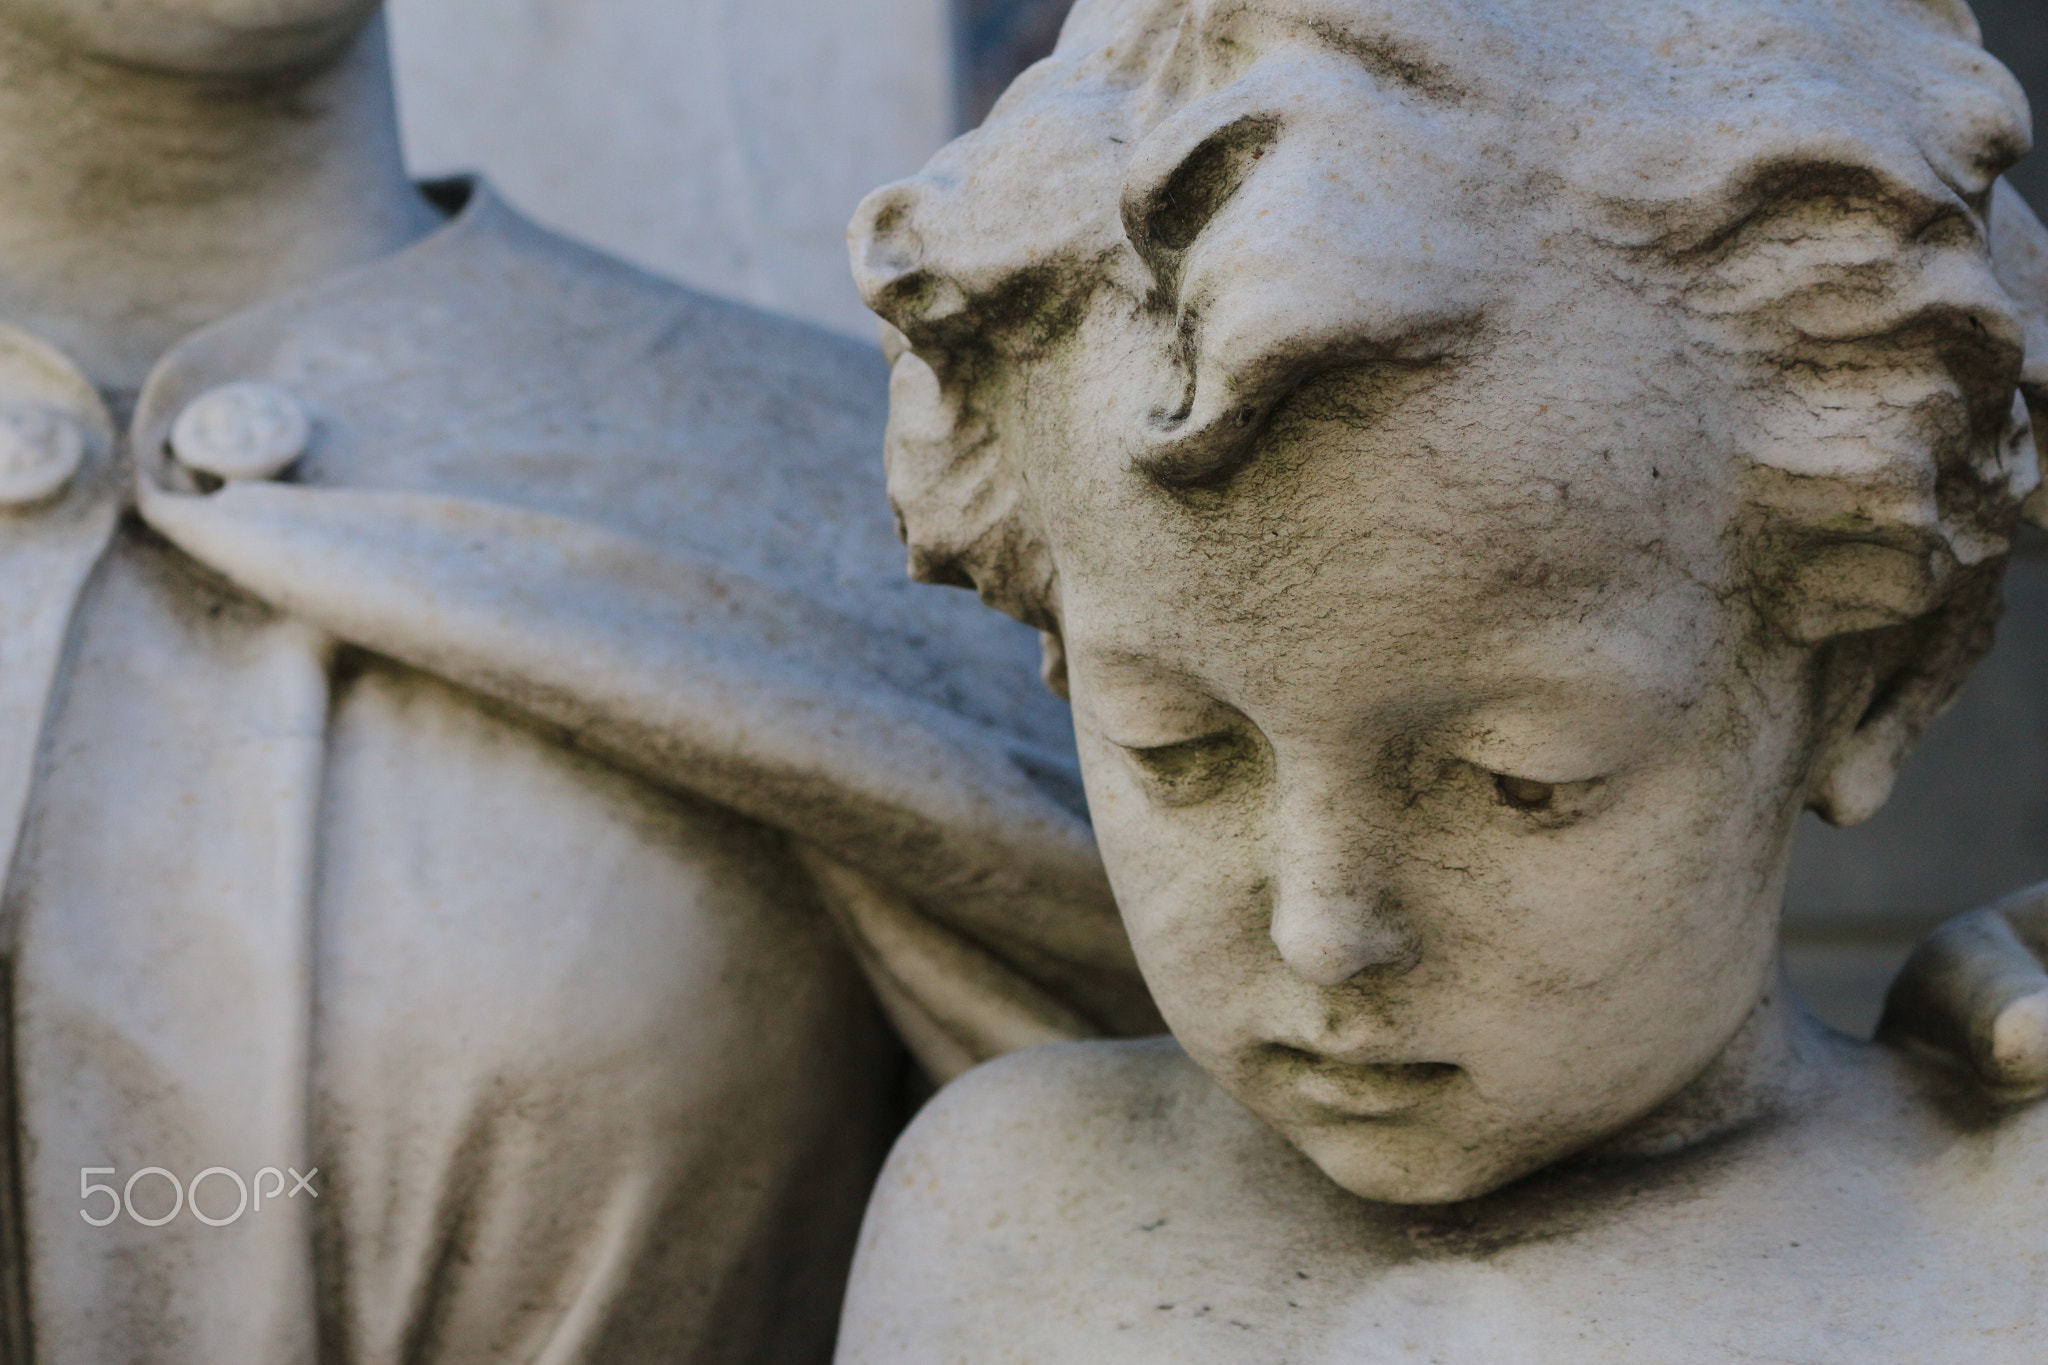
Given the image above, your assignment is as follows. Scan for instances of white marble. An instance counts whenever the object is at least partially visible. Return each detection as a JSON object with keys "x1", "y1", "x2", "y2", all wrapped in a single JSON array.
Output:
[
  {"x1": 0, "y1": 0, "x2": 2036, "y2": 1357},
  {"x1": 0, "y1": 3, "x2": 1155, "y2": 1359},
  {"x1": 844, "y1": 0, "x2": 2048, "y2": 1358},
  {"x1": 389, "y1": 0, "x2": 953, "y2": 338}
]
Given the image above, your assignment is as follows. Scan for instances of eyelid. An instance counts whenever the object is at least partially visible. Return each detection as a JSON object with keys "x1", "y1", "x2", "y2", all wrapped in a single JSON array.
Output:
[
  {"x1": 1452, "y1": 692, "x2": 1686, "y2": 785},
  {"x1": 1469, "y1": 759, "x2": 1613, "y2": 787},
  {"x1": 1077, "y1": 675, "x2": 1244, "y2": 754},
  {"x1": 1115, "y1": 728, "x2": 1263, "y2": 806},
  {"x1": 1476, "y1": 763, "x2": 1614, "y2": 828},
  {"x1": 1454, "y1": 735, "x2": 1633, "y2": 789},
  {"x1": 1121, "y1": 731, "x2": 1220, "y2": 753},
  {"x1": 1120, "y1": 729, "x2": 1248, "y2": 765}
]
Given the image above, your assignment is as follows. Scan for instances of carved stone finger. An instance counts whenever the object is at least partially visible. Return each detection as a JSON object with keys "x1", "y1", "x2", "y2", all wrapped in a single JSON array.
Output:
[{"x1": 1879, "y1": 905, "x2": 2048, "y2": 1105}]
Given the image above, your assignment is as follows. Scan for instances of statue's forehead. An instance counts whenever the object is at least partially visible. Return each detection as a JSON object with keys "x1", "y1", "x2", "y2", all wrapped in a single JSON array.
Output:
[
  {"x1": 1052, "y1": 466, "x2": 1709, "y2": 701},
  {"x1": 1049, "y1": 0, "x2": 2009, "y2": 169},
  {"x1": 908, "y1": 0, "x2": 2015, "y2": 322},
  {"x1": 1042, "y1": 343, "x2": 1720, "y2": 597},
  {"x1": 1071, "y1": 0, "x2": 1966, "y2": 73}
]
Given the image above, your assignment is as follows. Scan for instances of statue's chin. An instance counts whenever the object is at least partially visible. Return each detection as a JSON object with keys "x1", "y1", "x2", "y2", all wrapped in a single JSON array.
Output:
[
  {"x1": 1272, "y1": 991, "x2": 1810, "y2": 1208},
  {"x1": 0, "y1": 0, "x2": 378, "y2": 79},
  {"x1": 1280, "y1": 1114, "x2": 1585, "y2": 1208}
]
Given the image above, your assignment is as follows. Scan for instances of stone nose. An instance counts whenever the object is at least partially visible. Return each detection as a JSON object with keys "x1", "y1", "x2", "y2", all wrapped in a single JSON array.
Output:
[
  {"x1": 1268, "y1": 829, "x2": 1412, "y2": 987},
  {"x1": 1270, "y1": 891, "x2": 1410, "y2": 987}
]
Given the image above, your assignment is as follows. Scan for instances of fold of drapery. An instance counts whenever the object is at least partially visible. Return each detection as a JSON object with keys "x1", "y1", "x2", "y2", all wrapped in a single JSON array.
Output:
[
  {"x1": 12, "y1": 541, "x2": 328, "y2": 1364},
  {"x1": 136, "y1": 479, "x2": 1163, "y2": 1076}
]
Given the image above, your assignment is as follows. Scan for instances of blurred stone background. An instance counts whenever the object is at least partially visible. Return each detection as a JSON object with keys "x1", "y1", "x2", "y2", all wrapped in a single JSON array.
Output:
[
  {"x1": 391, "y1": 0, "x2": 2048, "y2": 1036},
  {"x1": 388, "y1": 0, "x2": 955, "y2": 338}
]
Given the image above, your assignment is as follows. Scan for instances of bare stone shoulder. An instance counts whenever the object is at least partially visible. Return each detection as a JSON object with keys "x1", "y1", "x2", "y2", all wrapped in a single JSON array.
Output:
[
  {"x1": 869, "y1": 1036, "x2": 1213, "y2": 1229},
  {"x1": 838, "y1": 1038, "x2": 1230, "y2": 1359}
]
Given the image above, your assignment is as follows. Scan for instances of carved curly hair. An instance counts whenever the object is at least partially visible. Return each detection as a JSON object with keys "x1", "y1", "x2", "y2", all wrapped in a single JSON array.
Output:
[{"x1": 853, "y1": 0, "x2": 2048, "y2": 773}]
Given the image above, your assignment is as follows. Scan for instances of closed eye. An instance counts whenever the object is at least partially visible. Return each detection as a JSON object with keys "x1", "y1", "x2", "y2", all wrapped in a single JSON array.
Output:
[
  {"x1": 1122, "y1": 730, "x2": 1263, "y2": 807},
  {"x1": 1489, "y1": 769, "x2": 1611, "y2": 827},
  {"x1": 1494, "y1": 774, "x2": 1555, "y2": 811}
]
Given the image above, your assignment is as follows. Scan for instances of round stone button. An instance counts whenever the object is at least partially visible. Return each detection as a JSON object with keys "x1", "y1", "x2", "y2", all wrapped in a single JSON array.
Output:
[
  {"x1": 170, "y1": 382, "x2": 312, "y2": 483},
  {"x1": 0, "y1": 401, "x2": 87, "y2": 506}
]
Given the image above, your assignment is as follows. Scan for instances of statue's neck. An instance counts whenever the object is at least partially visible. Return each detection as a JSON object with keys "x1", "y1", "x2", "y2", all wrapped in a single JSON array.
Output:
[
  {"x1": 1588, "y1": 966, "x2": 1821, "y2": 1165},
  {"x1": 0, "y1": 14, "x2": 441, "y2": 393}
]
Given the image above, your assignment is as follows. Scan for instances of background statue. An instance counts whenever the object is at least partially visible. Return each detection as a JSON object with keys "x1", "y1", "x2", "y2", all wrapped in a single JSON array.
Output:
[
  {"x1": 0, "y1": 1, "x2": 1156, "y2": 1360},
  {"x1": 843, "y1": 0, "x2": 2048, "y2": 1356}
]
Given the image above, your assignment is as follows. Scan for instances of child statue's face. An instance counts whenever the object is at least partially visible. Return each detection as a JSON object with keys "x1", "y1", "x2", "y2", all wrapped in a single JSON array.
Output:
[
  {"x1": 0, "y1": 0, "x2": 380, "y2": 73},
  {"x1": 1043, "y1": 273, "x2": 1826, "y2": 1206},
  {"x1": 856, "y1": 0, "x2": 2029, "y2": 1209}
]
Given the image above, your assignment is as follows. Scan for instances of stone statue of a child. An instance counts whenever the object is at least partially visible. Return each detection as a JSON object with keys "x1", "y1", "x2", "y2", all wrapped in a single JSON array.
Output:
[
  {"x1": 841, "y1": 0, "x2": 2048, "y2": 1358},
  {"x1": 0, "y1": 0, "x2": 2036, "y2": 1360},
  {"x1": 0, "y1": 2, "x2": 1170, "y2": 1361}
]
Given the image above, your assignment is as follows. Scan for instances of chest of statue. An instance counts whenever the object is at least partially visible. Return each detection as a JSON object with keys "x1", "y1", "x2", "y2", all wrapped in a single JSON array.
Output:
[
  {"x1": 0, "y1": 193, "x2": 940, "y2": 1358},
  {"x1": 928, "y1": 1051, "x2": 2048, "y2": 1365},
  {"x1": 0, "y1": 173, "x2": 1115, "y2": 1364},
  {"x1": 4, "y1": 522, "x2": 901, "y2": 1364}
]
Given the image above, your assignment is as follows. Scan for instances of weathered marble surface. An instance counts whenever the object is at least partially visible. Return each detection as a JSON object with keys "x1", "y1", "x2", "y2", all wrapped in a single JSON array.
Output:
[
  {"x1": 842, "y1": 0, "x2": 2048, "y2": 1357},
  {"x1": 0, "y1": 0, "x2": 2038, "y2": 1359},
  {"x1": 0, "y1": 3, "x2": 1154, "y2": 1360}
]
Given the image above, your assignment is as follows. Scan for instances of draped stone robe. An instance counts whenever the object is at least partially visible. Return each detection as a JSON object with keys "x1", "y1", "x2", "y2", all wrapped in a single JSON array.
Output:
[{"x1": 0, "y1": 182, "x2": 1150, "y2": 1365}]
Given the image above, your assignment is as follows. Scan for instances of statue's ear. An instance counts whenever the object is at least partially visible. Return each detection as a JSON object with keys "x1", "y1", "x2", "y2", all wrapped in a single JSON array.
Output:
[
  {"x1": 1811, "y1": 182, "x2": 2048, "y2": 826},
  {"x1": 1809, "y1": 569, "x2": 2000, "y2": 827},
  {"x1": 1992, "y1": 180, "x2": 2048, "y2": 528},
  {"x1": 1809, "y1": 677, "x2": 1915, "y2": 829}
]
